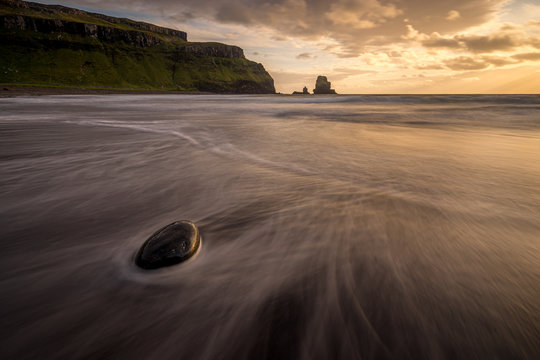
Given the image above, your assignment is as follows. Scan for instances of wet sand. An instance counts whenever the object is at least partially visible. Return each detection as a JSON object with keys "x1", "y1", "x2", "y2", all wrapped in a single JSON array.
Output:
[{"x1": 1, "y1": 94, "x2": 539, "y2": 359}]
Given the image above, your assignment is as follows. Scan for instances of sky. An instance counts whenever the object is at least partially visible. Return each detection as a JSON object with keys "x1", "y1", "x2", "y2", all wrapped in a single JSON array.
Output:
[{"x1": 38, "y1": 0, "x2": 540, "y2": 93}]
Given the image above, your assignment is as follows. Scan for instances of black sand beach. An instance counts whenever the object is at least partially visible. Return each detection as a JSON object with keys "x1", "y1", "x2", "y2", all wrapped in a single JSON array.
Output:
[{"x1": 1, "y1": 94, "x2": 539, "y2": 359}]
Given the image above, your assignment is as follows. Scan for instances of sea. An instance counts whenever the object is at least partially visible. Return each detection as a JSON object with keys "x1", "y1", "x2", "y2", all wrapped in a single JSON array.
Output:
[{"x1": 1, "y1": 94, "x2": 539, "y2": 359}]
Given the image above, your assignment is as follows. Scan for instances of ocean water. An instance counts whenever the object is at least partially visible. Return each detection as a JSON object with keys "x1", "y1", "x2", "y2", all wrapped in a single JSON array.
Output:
[{"x1": 1, "y1": 94, "x2": 539, "y2": 359}]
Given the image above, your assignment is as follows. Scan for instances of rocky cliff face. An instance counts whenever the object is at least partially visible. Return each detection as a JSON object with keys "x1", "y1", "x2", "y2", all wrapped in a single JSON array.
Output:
[
  {"x1": 0, "y1": 14, "x2": 247, "y2": 57},
  {"x1": 0, "y1": 0, "x2": 250, "y2": 58},
  {"x1": 183, "y1": 43, "x2": 244, "y2": 59},
  {"x1": 1, "y1": 0, "x2": 187, "y2": 40},
  {"x1": 1, "y1": 15, "x2": 167, "y2": 47}
]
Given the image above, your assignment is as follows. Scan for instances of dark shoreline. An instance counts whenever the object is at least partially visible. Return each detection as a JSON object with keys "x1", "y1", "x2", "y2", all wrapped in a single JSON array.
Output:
[{"x1": 0, "y1": 86, "x2": 222, "y2": 97}]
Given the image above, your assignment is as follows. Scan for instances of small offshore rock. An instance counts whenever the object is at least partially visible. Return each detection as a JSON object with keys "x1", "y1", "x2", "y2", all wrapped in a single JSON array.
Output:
[
  {"x1": 136, "y1": 220, "x2": 200, "y2": 269},
  {"x1": 292, "y1": 86, "x2": 310, "y2": 95}
]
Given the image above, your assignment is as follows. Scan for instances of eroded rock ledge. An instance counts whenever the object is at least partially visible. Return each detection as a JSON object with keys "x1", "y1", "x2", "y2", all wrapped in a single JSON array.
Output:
[{"x1": 1, "y1": 0, "x2": 187, "y2": 40}]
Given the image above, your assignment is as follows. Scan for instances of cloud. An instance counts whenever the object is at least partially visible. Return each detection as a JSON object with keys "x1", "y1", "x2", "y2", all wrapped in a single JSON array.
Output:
[
  {"x1": 422, "y1": 35, "x2": 462, "y2": 49},
  {"x1": 326, "y1": 0, "x2": 401, "y2": 29},
  {"x1": 415, "y1": 64, "x2": 445, "y2": 70},
  {"x1": 386, "y1": 50, "x2": 402, "y2": 58},
  {"x1": 296, "y1": 52, "x2": 316, "y2": 59},
  {"x1": 460, "y1": 33, "x2": 522, "y2": 53},
  {"x1": 331, "y1": 67, "x2": 376, "y2": 81},
  {"x1": 412, "y1": 24, "x2": 540, "y2": 53},
  {"x1": 271, "y1": 35, "x2": 288, "y2": 41},
  {"x1": 446, "y1": 10, "x2": 461, "y2": 21},
  {"x1": 480, "y1": 56, "x2": 517, "y2": 66},
  {"x1": 48, "y1": 0, "x2": 508, "y2": 56},
  {"x1": 441, "y1": 54, "x2": 533, "y2": 71},
  {"x1": 513, "y1": 52, "x2": 540, "y2": 61},
  {"x1": 444, "y1": 56, "x2": 489, "y2": 70}
]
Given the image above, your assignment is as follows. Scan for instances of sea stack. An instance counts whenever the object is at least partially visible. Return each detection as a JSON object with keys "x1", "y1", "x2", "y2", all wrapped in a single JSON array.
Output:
[
  {"x1": 313, "y1": 76, "x2": 337, "y2": 94},
  {"x1": 136, "y1": 221, "x2": 201, "y2": 269}
]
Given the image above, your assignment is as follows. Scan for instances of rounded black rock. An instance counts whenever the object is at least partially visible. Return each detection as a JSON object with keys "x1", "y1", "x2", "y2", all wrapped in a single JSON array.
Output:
[{"x1": 136, "y1": 220, "x2": 200, "y2": 269}]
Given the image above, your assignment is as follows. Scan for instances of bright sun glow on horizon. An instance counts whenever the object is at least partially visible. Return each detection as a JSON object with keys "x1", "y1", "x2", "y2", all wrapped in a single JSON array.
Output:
[{"x1": 39, "y1": 0, "x2": 540, "y2": 94}]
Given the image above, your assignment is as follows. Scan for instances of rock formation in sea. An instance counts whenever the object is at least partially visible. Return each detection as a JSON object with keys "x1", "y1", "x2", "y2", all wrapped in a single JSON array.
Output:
[
  {"x1": 292, "y1": 86, "x2": 310, "y2": 95},
  {"x1": 313, "y1": 76, "x2": 337, "y2": 94}
]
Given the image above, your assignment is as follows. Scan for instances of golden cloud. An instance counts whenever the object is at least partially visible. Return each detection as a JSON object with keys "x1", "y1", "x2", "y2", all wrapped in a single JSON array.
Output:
[{"x1": 54, "y1": 0, "x2": 508, "y2": 56}]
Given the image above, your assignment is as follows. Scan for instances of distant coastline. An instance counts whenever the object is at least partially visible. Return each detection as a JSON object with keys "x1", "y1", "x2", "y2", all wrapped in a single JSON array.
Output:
[
  {"x1": 3, "y1": 86, "x2": 538, "y2": 97},
  {"x1": 0, "y1": 85, "x2": 226, "y2": 97}
]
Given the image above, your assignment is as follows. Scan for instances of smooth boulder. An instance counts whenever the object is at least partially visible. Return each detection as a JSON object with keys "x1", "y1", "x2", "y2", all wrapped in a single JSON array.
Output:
[{"x1": 136, "y1": 220, "x2": 201, "y2": 269}]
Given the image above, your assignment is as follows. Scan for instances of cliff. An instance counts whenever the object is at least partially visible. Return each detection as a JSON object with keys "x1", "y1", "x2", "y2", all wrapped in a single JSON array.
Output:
[
  {"x1": 1, "y1": 0, "x2": 187, "y2": 44},
  {"x1": 0, "y1": 0, "x2": 275, "y2": 93}
]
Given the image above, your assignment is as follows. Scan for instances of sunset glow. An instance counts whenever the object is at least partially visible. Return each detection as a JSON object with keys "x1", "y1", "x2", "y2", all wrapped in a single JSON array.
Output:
[{"x1": 3, "y1": 2, "x2": 540, "y2": 358}]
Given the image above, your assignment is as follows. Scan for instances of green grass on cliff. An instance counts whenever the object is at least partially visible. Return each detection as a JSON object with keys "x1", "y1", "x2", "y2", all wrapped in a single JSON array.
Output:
[{"x1": 0, "y1": 28, "x2": 275, "y2": 93}]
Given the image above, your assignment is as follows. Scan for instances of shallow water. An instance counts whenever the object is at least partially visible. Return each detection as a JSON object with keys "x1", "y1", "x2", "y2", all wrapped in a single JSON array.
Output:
[{"x1": 1, "y1": 94, "x2": 539, "y2": 359}]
